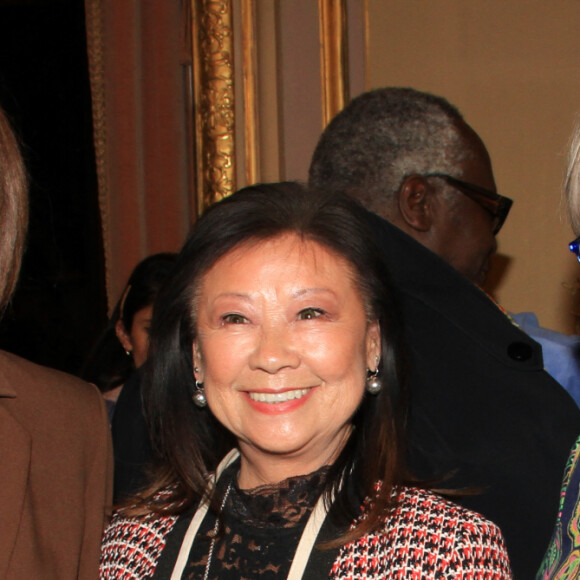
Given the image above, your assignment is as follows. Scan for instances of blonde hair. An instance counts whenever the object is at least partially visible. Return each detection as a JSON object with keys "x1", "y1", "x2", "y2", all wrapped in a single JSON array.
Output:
[
  {"x1": 565, "y1": 119, "x2": 580, "y2": 235},
  {"x1": 0, "y1": 107, "x2": 28, "y2": 311}
]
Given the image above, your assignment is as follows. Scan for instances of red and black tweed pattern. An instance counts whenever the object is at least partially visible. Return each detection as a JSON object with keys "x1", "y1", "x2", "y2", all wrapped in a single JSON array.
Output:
[
  {"x1": 99, "y1": 486, "x2": 511, "y2": 579},
  {"x1": 331, "y1": 486, "x2": 512, "y2": 579},
  {"x1": 100, "y1": 513, "x2": 178, "y2": 579}
]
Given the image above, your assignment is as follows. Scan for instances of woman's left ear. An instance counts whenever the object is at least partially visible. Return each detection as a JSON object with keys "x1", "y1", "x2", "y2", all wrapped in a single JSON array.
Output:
[
  {"x1": 366, "y1": 322, "x2": 381, "y2": 370},
  {"x1": 115, "y1": 320, "x2": 134, "y2": 355}
]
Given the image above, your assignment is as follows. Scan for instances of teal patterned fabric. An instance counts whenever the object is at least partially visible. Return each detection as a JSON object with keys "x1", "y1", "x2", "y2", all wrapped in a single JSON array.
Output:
[{"x1": 537, "y1": 436, "x2": 580, "y2": 578}]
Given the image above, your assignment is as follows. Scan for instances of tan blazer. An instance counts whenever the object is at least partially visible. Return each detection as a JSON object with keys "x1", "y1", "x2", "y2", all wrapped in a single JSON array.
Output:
[{"x1": 0, "y1": 350, "x2": 113, "y2": 579}]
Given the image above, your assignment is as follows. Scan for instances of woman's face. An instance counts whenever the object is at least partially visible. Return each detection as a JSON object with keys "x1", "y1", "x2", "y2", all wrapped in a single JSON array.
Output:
[
  {"x1": 193, "y1": 234, "x2": 381, "y2": 488},
  {"x1": 115, "y1": 304, "x2": 153, "y2": 368}
]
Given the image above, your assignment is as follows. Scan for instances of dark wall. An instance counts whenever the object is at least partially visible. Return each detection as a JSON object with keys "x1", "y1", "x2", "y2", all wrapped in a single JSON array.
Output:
[{"x1": 0, "y1": 0, "x2": 107, "y2": 374}]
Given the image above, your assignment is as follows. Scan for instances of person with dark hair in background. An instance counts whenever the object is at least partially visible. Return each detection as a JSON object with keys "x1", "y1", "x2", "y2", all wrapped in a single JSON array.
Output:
[
  {"x1": 83, "y1": 252, "x2": 177, "y2": 501},
  {"x1": 100, "y1": 182, "x2": 511, "y2": 579},
  {"x1": 82, "y1": 252, "x2": 177, "y2": 413},
  {"x1": 309, "y1": 87, "x2": 580, "y2": 578},
  {"x1": 0, "y1": 105, "x2": 112, "y2": 577}
]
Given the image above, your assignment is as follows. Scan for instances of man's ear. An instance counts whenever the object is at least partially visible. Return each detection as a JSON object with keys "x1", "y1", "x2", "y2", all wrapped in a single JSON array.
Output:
[{"x1": 397, "y1": 174, "x2": 435, "y2": 232}]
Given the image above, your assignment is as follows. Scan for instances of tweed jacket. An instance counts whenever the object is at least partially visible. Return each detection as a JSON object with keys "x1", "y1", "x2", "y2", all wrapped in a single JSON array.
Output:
[
  {"x1": 100, "y1": 485, "x2": 511, "y2": 579},
  {"x1": 0, "y1": 350, "x2": 113, "y2": 579},
  {"x1": 367, "y1": 212, "x2": 580, "y2": 578}
]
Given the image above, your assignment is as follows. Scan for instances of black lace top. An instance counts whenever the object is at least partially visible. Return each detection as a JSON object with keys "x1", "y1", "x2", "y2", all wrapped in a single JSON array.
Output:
[{"x1": 182, "y1": 465, "x2": 328, "y2": 580}]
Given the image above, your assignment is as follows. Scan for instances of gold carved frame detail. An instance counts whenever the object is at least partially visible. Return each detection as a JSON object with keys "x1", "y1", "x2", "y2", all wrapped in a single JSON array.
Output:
[
  {"x1": 191, "y1": 0, "x2": 236, "y2": 214},
  {"x1": 319, "y1": 0, "x2": 349, "y2": 127},
  {"x1": 192, "y1": 0, "x2": 349, "y2": 213}
]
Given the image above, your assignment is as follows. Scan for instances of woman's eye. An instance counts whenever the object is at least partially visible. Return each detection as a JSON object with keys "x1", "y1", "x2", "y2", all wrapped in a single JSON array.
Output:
[
  {"x1": 222, "y1": 313, "x2": 248, "y2": 324},
  {"x1": 298, "y1": 307, "x2": 324, "y2": 320}
]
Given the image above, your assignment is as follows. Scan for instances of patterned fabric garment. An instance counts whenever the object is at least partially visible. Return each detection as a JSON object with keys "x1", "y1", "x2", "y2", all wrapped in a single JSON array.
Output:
[
  {"x1": 100, "y1": 513, "x2": 178, "y2": 579},
  {"x1": 100, "y1": 485, "x2": 512, "y2": 579},
  {"x1": 537, "y1": 435, "x2": 580, "y2": 579},
  {"x1": 332, "y1": 487, "x2": 511, "y2": 579}
]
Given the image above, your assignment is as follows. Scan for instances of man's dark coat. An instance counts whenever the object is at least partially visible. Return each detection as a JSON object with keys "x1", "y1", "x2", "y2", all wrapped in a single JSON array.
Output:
[{"x1": 369, "y1": 211, "x2": 580, "y2": 579}]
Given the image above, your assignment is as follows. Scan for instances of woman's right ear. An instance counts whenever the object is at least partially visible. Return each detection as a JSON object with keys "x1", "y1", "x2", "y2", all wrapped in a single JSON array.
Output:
[
  {"x1": 115, "y1": 319, "x2": 133, "y2": 354},
  {"x1": 192, "y1": 343, "x2": 204, "y2": 382},
  {"x1": 397, "y1": 174, "x2": 435, "y2": 233}
]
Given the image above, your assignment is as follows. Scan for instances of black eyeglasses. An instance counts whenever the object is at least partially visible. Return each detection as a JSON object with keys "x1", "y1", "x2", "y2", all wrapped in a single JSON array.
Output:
[
  {"x1": 569, "y1": 235, "x2": 580, "y2": 262},
  {"x1": 423, "y1": 173, "x2": 513, "y2": 234}
]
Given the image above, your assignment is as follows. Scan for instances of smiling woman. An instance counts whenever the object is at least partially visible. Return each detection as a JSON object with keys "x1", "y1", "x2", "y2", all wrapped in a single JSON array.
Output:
[
  {"x1": 99, "y1": 182, "x2": 512, "y2": 579},
  {"x1": 193, "y1": 233, "x2": 380, "y2": 489}
]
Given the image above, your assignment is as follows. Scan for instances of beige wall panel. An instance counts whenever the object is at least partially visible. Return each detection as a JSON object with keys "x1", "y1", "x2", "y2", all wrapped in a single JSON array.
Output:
[
  {"x1": 346, "y1": 0, "x2": 367, "y2": 96},
  {"x1": 245, "y1": 1, "x2": 366, "y2": 184},
  {"x1": 368, "y1": 0, "x2": 580, "y2": 334},
  {"x1": 278, "y1": 0, "x2": 323, "y2": 181},
  {"x1": 255, "y1": 1, "x2": 281, "y2": 183}
]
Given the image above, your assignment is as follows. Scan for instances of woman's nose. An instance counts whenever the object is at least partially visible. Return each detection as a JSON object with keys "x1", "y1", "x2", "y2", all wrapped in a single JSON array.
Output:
[{"x1": 248, "y1": 324, "x2": 300, "y2": 373}]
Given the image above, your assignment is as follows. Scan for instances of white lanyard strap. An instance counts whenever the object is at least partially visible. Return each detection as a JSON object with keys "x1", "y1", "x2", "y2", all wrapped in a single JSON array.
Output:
[
  {"x1": 169, "y1": 448, "x2": 331, "y2": 580},
  {"x1": 286, "y1": 489, "x2": 330, "y2": 580},
  {"x1": 170, "y1": 449, "x2": 240, "y2": 580}
]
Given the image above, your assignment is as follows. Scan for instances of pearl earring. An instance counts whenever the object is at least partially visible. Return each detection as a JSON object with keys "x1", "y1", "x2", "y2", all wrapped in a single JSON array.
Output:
[
  {"x1": 192, "y1": 367, "x2": 207, "y2": 408},
  {"x1": 366, "y1": 367, "x2": 382, "y2": 395}
]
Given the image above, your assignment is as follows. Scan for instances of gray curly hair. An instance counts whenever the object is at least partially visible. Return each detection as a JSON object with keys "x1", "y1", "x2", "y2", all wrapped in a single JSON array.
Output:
[{"x1": 308, "y1": 87, "x2": 476, "y2": 215}]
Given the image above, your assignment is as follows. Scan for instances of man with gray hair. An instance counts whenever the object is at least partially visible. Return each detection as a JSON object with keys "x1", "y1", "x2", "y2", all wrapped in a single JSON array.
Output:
[{"x1": 309, "y1": 87, "x2": 580, "y2": 578}]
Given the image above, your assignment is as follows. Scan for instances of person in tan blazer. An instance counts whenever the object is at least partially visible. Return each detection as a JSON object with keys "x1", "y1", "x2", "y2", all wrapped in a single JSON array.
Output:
[{"x1": 0, "y1": 105, "x2": 113, "y2": 578}]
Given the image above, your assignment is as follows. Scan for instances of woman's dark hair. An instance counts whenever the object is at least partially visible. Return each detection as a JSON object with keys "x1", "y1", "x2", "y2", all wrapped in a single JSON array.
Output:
[
  {"x1": 82, "y1": 252, "x2": 178, "y2": 392},
  {"x1": 140, "y1": 182, "x2": 409, "y2": 543}
]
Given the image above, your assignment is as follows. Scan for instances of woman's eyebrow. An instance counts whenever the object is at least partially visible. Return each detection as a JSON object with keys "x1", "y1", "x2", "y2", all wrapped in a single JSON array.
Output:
[{"x1": 292, "y1": 287, "x2": 337, "y2": 298}]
